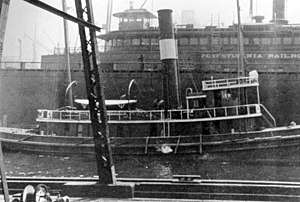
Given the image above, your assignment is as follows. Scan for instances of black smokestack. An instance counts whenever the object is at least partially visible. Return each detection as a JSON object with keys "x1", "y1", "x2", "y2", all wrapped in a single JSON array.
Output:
[
  {"x1": 157, "y1": 9, "x2": 180, "y2": 115},
  {"x1": 271, "y1": 0, "x2": 288, "y2": 24}
]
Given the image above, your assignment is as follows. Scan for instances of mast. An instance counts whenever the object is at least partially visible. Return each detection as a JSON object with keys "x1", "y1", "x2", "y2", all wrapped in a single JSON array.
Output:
[
  {"x1": 62, "y1": 0, "x2": 73, "y2": 107},
  {"x1": 237, "y1": 0, "x2": 245, "y2": 77},
  {"x1": 249, "y1": 0, "x2": 253, "y2": 23},
  {"x1": 106, "y1": 0, "x2": 113, "y2": 33}
]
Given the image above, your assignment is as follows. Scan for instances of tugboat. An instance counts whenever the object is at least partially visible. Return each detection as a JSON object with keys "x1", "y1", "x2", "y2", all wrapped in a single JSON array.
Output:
[{"x1": 2, "y1": 68, "x2": 300, "y2": 155}]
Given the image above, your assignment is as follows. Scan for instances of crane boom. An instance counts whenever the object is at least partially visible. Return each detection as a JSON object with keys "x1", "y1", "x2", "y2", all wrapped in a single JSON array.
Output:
[{"x1": 0, "y1": 0, "x2": 10, "y2": 63}]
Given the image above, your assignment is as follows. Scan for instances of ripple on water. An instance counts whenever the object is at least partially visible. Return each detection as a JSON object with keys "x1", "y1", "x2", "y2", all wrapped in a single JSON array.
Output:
[{"x1": 3, "y1": 151, "x2": 300, "y2": 181}]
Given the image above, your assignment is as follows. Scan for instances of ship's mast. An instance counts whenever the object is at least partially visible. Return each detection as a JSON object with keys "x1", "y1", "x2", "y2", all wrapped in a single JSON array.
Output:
[
  {"x1": 249, "y1": 0, "x2": 253, "y2": 23},
  {"x1": 62, "y1": 0, "x2": 73, "y2": 108},
  {"x1": 237, "y1": 0, "x2": 245, "y2": 77},
  {"x1": 105, "y1": 0, "x2": 113, "y2": 33}
]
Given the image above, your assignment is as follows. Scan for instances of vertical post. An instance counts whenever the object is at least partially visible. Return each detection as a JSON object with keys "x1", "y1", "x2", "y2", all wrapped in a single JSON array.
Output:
[
  {"x1": 62, "y1": 0, "x2": 73, "y2": 108},
  {"x1": 157, "y1": 9, "x2": 180, "y2": 118},
  {"x1": 75, "y1": 0, "x2": 115, "y2": 184},
  {"x1": 236, "y1": 0, "x2": 245, "y2": 77},
  {"x1": 249, "y1": 0, "x2": 253, "y2": 23},
  {"x1": 0, "y1": 141, "x2": 9, "y2": 202},
  {"x1": 199, "y1": 134, "x2": 202, "y2": 154},
  {"x1": 0, "y1": 0, "x2": 10, "y2": 64}
]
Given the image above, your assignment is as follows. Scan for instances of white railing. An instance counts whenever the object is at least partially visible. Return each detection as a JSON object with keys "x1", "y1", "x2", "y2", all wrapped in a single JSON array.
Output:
[
  {"x1": 202, "y1": 76, "x2": 258, "y2": 91},
  {"x1": 37, "y1": 104, "x2": 261, "y2": 123}
]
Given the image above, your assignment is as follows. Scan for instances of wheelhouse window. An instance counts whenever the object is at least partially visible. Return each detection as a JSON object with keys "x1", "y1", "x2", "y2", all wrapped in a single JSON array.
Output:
[
  {"x1": 199, "y1": 37, "x2": 208, "y2": 45},
  {"x1": 112, "y1": 39, "x2": 117, "y2": 46},
  {"x1": 105, "y1": 39, "x2": 112, "y2": 51},
  {"x1": 283, "y1": 37, "x2": 292, "y2": 45},
  {"x1": 243, "y1": 38, "x2": 249, "y2": 45},
  {"x1": 132, "y1": 38, "x2": 140, "y2": 46},
  {"x1": 150, "y1": 38, "x2": 158, "y2": 45},
  {"x1": 141, "y1": 38, "x2": 150, "y2": 46},
  {"x1": 253, "y1": 38, "x2": 260, "y2": 44},
  {"x1": 273, "y1": 37, "x2": 281, "y2": 45},
  {"x1": 230, "y1": 37, "x2": 237, "y2": 44},
  {"x1": 116, "y1": 38, "x2": 123, "y2": 46},
  {"x1": 124, "y1": 39, "x2": 131, "y2": 46},
  {"x1": 261, "y1": 38, "x2": 270, "y2": 45},
  {"x1": 212, "y1": 37, "x2": 219, "y2": 45},
  {"x1": 190, "y1": 38, "x2": 198, "y2": 45},
  {"x1": 106, "y1": 39, "x2": 112, "y2": 46},
  {"x1": 222, "y1": 37, "x2": 229, "y2": 45},
  {"x1": 179, "y1": 38, "x2": 189, "y2": 45},
  {"x1": 294, "y1": 37, "x2": 300, "y2": 44}
]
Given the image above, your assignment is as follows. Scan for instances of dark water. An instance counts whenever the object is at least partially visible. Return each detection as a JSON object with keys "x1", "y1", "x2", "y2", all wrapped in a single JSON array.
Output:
[{"x1": 3, "y1": 149, "x2": 300, "y2": 182}]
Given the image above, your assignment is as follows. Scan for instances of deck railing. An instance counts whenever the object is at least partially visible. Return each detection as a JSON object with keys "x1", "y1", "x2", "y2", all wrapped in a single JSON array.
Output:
[
  {"x1": 37, "y1": 104, "x2": 261, "y2": 123},
  {"x1": 202, "y1": 76, "x2": 258, "y2": 91}
]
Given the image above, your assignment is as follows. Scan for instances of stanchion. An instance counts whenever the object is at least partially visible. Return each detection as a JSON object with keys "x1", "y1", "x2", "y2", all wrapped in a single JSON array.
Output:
[{"x1": 0, "y1": 141, "x2": 9, "y2": 202}]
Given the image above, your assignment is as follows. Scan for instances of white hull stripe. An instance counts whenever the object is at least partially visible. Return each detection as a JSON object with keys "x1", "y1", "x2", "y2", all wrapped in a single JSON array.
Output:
[{"x1": 159, "y1": 39, "x2": 177, "y2": 60}]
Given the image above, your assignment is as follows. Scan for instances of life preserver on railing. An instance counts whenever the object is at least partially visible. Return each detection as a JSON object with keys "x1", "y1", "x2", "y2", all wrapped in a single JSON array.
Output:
[
  {"x1": 255, "y1": 105, "x2": 261, "y2": 114},
  {"x1": 47, "y1": 111, "x2": 52, "y2": 119}
]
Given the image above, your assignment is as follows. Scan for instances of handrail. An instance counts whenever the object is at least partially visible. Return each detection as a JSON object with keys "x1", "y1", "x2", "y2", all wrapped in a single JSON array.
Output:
[
  {"x1": 37, "y1": 104, "x2": 261, "y2": 123},
  {"x1": 259, "y1": 104, "x2": 276, "y2": 127},
  {"x1": 202, "y1": 76, "x2": 258, "y2": 91}
]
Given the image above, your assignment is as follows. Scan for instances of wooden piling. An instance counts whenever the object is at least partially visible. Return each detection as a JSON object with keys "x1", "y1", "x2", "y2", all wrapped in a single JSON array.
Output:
[{"x1": 0, "y1": 141, "x2": 9, "y2": 202}]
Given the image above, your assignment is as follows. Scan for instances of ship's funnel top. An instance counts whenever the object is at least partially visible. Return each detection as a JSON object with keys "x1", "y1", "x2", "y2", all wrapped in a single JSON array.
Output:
[{"x1": 270, "y1": 0, "x2": 288, "y2": 24}]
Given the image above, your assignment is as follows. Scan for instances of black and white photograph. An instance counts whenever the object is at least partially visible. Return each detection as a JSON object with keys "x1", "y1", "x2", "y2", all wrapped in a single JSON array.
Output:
[{"x1": 1, "y1": 0, "x2": 300, "y2": 201}]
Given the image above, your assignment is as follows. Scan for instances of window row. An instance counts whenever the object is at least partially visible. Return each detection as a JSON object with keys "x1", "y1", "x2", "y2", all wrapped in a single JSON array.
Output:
[{"x1": 105, "y1": 36, "x2": 300, "y2": 47}]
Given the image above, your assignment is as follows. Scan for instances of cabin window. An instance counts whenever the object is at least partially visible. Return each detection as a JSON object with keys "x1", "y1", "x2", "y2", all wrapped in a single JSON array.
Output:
[
  {"x1": 190, "y1": 38, "x2": 198, "y2": 45},
  {"x1": 179, "y1": 38, "x2": 189, "y2": 45},
  {"x1": 141, "y1": 38, "x2": 150, "y2": 45},
  {"x1": 253, "y1": 38, "x2": 260, "y2": 44},
  {"x1": 193, "y1": 100, "x2": 199, "y2": 108},
  {"x1": 244, "y1": 38, "x2": 249, "y2": 45},
  {"x1": 294, "y1": 37, "x2": 300, "y2": 44},
  {"x1": 150, "y1": 38, "x2": 158, "y2": 45},
  {"x1": 106, "y1": 39, "x2": 112, "y2": 46},
  {"x1": 273, "y1": 37, "x2": 281, "y2": 45},
  {"x1": 124, "y1": 39, "x2": 131, "y2": 46},
  {"x1": 230, "y1": 37, "x2": 237, "y2": 44},
  {"x1": 222, "y1": 37, "x2": 229, "y2": 45},
  {"x1": 132, "y1": 38, "x2": 140, "y2": 46},
  {"x1": 283, "y1": 37, "x2": 292, "y2": 45},
  {"x1": 211, "y1": 37, "x2": 219, "y2": 45},
  {"x1": 199, "y1": 37, "x2": 208, "y2": 45},
  {"x1": 116, "y1": 39, "x2": 123, "y2": 46},
  {"x1": 261, "y1": 38, "x2": 270, "y2": 45},
  {"x1": 112, "y1": 39, "x2": 117, "y2": 46},
  {"x1": 105, "y1": 40, "x2": 112, "y2": 51}
]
